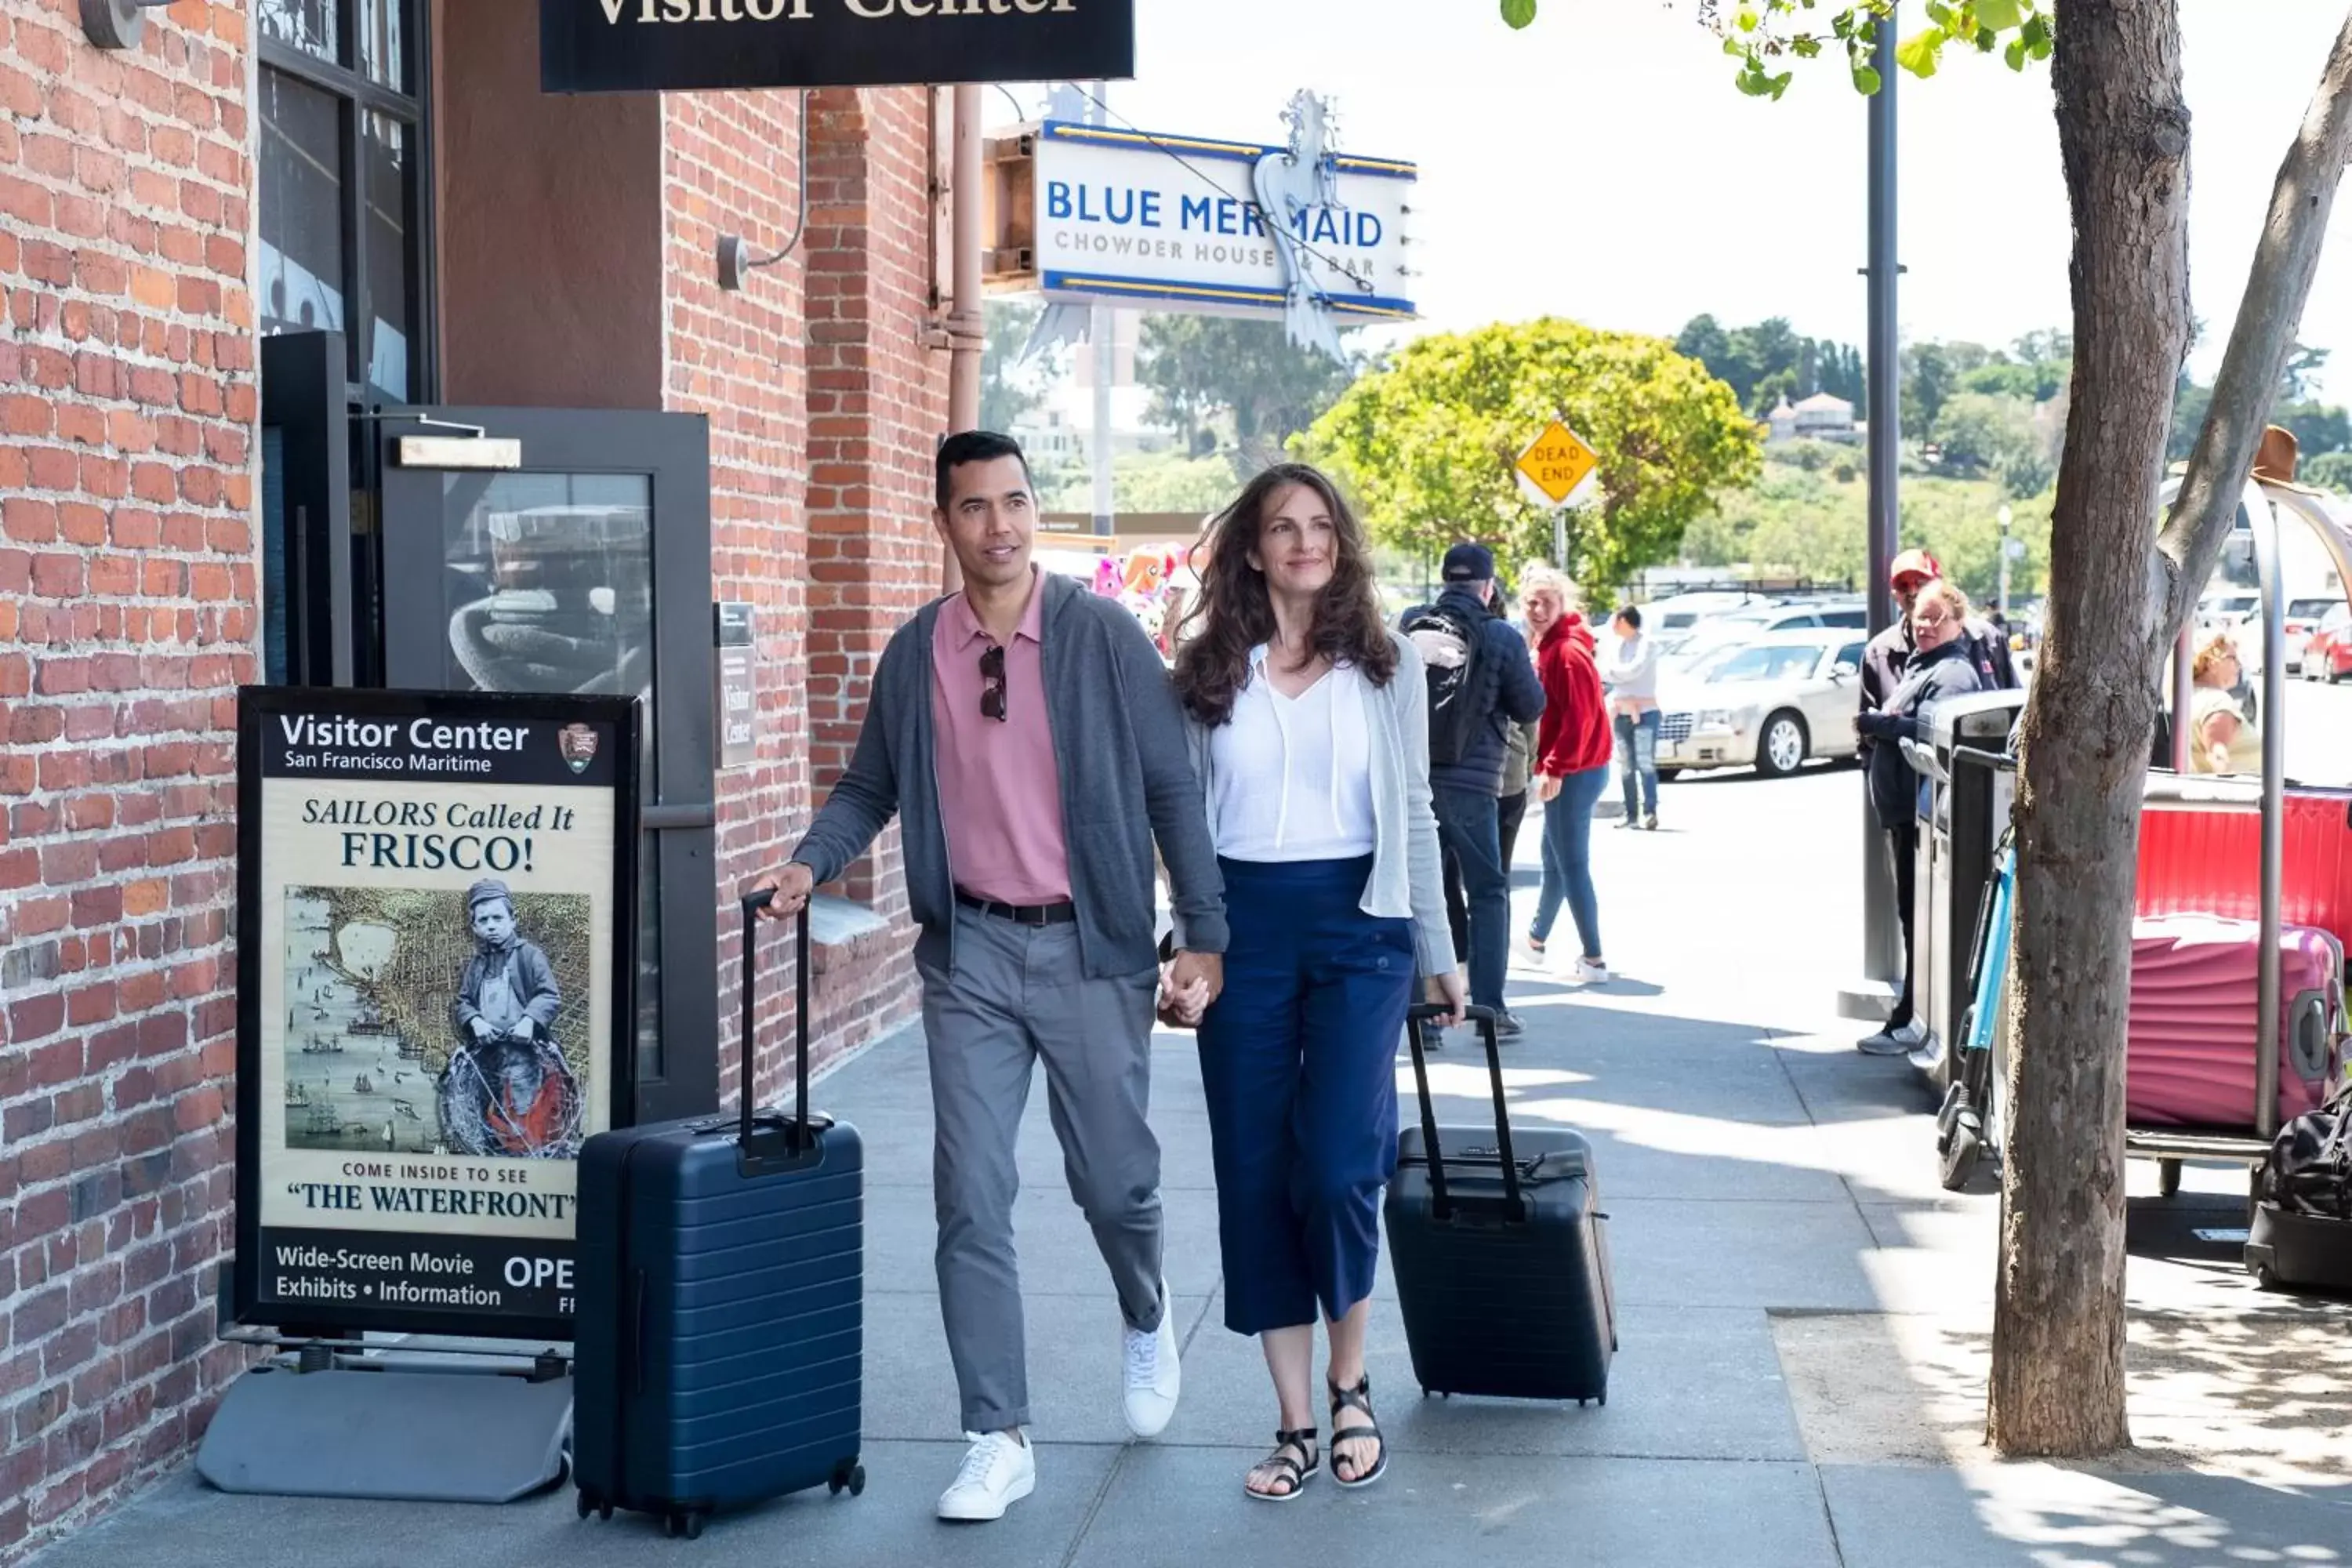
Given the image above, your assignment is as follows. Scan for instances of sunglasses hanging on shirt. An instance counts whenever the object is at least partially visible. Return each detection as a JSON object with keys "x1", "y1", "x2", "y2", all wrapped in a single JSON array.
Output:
[{"x1": 979, "y1": 644, "x2": 1007, "y2": 723}]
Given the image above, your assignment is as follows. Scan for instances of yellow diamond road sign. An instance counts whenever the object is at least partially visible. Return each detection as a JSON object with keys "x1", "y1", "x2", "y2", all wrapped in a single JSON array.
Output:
[{"x1": 1515, "y1": 421, "x2": 1599, "y2": 507}]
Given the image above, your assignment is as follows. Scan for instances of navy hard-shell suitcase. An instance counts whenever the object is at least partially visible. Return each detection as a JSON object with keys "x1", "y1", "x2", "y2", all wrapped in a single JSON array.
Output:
[
  {"x1": 574, "y1": 893, "x2": 865, "y2": 1539},
  {"x1": 1385, "y1": 1004, "x2": 1617, "y2": 1404}
]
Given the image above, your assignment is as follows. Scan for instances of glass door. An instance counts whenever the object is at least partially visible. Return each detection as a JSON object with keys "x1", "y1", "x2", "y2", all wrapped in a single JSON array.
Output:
[{"x1": 374, "y1": 408, "x2": 716, "y2": 1122}]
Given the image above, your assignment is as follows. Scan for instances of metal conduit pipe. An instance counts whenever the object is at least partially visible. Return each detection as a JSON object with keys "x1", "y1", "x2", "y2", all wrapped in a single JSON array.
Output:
[{"x1": 942, "y1": 82, "x2": 986, "y2": 596}]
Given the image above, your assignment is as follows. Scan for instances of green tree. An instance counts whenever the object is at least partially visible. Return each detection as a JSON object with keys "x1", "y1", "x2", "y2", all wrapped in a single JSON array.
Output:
[
  {"x1": 979, "y1": 298, "x2": 1065, "y2": 435},
  {"x1": 2275, "y1": 399, "x2": 2352, "y2": 456},
  {"x1": 2282, "y1": 341, "x2": 2332, "y2": 401},
  {"x1": 1901, "y1": 340, "x2": 1956, "y2": 434},
  {"x1": 2302, "y1": 449, "x2": 2352, "y2": 493},
  {"x1": 1507, "y1": 0, "x2": 2352, "y2": 1460},
  {"x1": 1134, "y1": 314, "x2": 1359, "y2": 476},
  {"x1": 1110, "y1": 449, "x2": 1237, "y2": 515},
  {"x1": 1298, "y1": 318, "x2": 1762, "y2": 591}
]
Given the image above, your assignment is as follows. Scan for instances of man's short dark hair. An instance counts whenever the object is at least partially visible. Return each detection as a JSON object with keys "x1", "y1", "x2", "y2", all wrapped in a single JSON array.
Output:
[
  {"x1": 936, "y1": 430, "x2": 1033, "y2": 511},
  {"x1": 1614, "y1": 604, "x2": 1642, "y2": 630}
]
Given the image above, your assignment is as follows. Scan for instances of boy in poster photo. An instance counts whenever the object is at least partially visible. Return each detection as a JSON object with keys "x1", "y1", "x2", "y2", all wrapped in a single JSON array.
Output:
[{"x1": 439, "y1": 877, "x2": 577, "y2": 1158}]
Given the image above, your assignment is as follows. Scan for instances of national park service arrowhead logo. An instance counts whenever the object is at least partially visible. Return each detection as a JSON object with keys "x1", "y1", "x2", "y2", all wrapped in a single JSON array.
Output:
[{"x1": 557, "y1": 724, "x2": 599, "y2": 775}]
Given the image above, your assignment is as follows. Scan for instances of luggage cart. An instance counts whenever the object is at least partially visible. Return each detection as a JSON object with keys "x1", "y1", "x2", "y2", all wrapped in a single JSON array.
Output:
[{"x1": 2129, "y1": 476, "x2": 2352, "y2": 1207}]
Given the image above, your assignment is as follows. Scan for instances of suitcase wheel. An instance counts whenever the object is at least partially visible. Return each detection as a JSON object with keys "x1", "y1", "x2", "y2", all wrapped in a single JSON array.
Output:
[
  {"x1": 664, "y1": 1509, "x2": 706, "y2": 1541},
  {"x1": 575, "y1": 1490, "x2": 594, "y2": 1520},
  {"x1": 828, "y1": 1462, "x2": 866, "y2": 1498}
]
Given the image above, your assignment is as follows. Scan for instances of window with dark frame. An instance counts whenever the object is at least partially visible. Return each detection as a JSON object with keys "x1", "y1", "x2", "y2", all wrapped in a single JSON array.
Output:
[{"x1": 257, "y1": 0, "x2": 431, "y2": 405}]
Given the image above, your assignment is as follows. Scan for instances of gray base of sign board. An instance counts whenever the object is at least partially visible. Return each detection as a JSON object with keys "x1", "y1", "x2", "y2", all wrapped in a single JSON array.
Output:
[{"x1": 195, "y1": 1358, "x2": 572, "y2": 1503}]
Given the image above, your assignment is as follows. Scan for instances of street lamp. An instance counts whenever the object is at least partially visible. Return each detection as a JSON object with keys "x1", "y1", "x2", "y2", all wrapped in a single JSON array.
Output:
[{"x1": 1997, "y1": 503, "x2": 2014, "y2": 620}]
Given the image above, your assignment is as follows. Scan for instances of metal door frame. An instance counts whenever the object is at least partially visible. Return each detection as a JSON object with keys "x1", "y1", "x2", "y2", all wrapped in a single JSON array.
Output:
[{"x1": 374, "y1": 405, "x2": 718, "y2": 1123}]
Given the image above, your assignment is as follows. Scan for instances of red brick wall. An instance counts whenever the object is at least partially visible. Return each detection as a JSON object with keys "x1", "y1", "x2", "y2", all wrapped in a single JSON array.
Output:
[
  {"x1": 0, "y1": 2, "x2": 258, "y2": 1560},
  {"x1": 662, "y1": 85, "x2": 946, "y2": 1115}
]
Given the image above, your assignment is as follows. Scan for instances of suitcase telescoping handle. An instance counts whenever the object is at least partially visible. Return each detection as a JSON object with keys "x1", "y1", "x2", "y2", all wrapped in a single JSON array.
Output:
[
  {"x1": 1404, "y1": 1002, "x2": 1526, "y2": 1222},
  {"x1": 739, "y1": 888, "x2": 815, "y2": 1154}
]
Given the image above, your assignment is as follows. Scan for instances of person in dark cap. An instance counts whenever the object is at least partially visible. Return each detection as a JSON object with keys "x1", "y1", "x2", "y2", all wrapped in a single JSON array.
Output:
[
  {"x1": 438, "y1": 877, "x2": 575, "y2": 1156},
  {"x1": 1399, "y1": 542, "x2": 1546, "y2": 1039}
]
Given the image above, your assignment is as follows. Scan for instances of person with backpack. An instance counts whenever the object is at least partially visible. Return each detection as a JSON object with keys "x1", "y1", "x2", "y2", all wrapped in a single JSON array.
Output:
[{"x1": 1400, "y1": 543, "x2": 1547, "y2": 1039}]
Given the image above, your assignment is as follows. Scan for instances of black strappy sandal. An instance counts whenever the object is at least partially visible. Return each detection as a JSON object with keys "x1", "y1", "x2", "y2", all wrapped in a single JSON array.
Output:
[
  {"x1": 1328, "y1": 1374, "x2": 1388, "y2": 1490},
  {"x1": 1243, "y1": 1427, "x2": 1318, "y2": 1503}
]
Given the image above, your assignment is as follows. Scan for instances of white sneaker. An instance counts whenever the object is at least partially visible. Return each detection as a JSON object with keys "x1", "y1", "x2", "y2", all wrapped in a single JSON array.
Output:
[
  {"x1": 1857, "y1": 1019, "x2": 1925, "y2": 1057},
  {"x1": 1121, "y1": 1283, "x2": 1181, "y2": 1438},
  {"x1": 937, "y1": 1430, "x2": 1035, "y2": 1523},
  {"x1": 1573, "y1": 957, "x2": 1610, "y2": 985}
]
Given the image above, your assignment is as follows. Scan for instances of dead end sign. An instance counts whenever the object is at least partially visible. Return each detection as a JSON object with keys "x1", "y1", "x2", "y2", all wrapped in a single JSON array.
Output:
[
  {"x1": 542, "y1": 0, "x2": 1136, "y2": 95},
  {"x1": 1515, "y1": 421, "x2": 1599, "y2": 508}
]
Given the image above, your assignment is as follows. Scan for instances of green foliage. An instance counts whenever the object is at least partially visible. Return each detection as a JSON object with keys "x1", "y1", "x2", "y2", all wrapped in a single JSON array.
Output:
[
  {"x1": 1297, "y1": 318, "x2": 1762, "y2": 591},
  {"x1": 1134, "y1": 314, "x2": 1360, "y2": 473},
  {"x1": 1660, "y1": 1, "x2": 2052, "y2": 100},
  {"x1": 1035, "y1": 448, "x2": 1239, "y2": 517},
  {"x1": 980, "y1": 297, "x2": 1066, "y2": 435},
  {"x1": 2302, "y1": 451, "x2": 2352, "y2": 495},
  {"x1": 1684, "y1": 457, "x2": 2052, "y2": 606},
  {"x1": 1675, "y1": 314, "x2": 1865, "y2": 416},
  {"x1": 2277, "y1": 401, "x2": 2352, "y2": 458},
  {"x1": 1929, "y1": 391, "x2": 2053, "y2": 497}
]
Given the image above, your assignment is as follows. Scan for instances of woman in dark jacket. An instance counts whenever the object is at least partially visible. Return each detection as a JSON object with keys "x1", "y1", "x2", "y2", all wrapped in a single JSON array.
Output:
[{"x1": 1860, "y1": 581, "x2": 1985, "y2": 853}]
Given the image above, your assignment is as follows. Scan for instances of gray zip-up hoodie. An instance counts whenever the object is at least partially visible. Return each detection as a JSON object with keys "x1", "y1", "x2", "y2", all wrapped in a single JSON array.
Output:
[{"x1": 789, "y1": 570, "x2": 1228, "y2": 978}]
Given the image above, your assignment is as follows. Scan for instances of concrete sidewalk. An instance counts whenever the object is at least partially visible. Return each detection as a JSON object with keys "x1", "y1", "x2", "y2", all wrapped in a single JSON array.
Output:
[{"x1": 30, "y1": 769, "x2": 2352, "y2": 1566}]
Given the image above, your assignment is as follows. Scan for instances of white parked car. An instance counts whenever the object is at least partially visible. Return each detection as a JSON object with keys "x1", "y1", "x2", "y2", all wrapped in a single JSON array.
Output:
[
  {"x1": 1655, "y1": 629, "x2": 1867, "y2": 779},
  {"x1": 1659, "y1": 599, "x2": 1868, "y2": 668}
]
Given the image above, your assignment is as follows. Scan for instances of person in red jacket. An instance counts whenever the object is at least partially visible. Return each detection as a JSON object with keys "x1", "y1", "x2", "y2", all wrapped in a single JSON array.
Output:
[{"x1": 1519, "y1": 565, "x2": 1614, "y2": 983}]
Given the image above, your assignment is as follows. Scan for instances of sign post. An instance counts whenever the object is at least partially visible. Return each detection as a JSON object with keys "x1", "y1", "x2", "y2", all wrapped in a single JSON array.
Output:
[{"x1": 1515, "y1": 420, "x2": 1602, "y2": 568}]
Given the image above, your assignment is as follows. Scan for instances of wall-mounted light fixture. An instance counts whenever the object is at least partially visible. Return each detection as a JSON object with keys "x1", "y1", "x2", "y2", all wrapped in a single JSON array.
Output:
[
  {"x1": 82, "y1": 0, "x2": 176, "y2": 50},
  {"x1": 717, "y1": 91, "x2": 811, "y2": 292}
]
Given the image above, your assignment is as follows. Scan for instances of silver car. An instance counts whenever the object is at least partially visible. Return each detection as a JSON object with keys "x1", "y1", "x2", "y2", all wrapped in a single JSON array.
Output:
[{"x1": 1654, "y1": 629, "x2": 1867, "y2": 779}]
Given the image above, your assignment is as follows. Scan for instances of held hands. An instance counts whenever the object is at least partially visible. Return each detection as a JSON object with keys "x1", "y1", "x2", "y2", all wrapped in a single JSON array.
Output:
[
  {"x1": 1425, "y1": 970, "x2": 1468, "y2": 1029},
  {"x1": 748, "y1": 861, "x2": 815, "y2": 920},
  {"x1": 1156, "y1": 949, "x2": 1224, "y2": 1029},
  {"x1": 1533, "y1": 773, "x2": 1563, "y2": 804}
]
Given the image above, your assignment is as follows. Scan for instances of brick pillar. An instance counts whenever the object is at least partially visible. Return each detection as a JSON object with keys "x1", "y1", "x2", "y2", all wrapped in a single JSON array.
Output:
[{"x1": 796, "y1": 89, "x2": 949, "y2": 1040}]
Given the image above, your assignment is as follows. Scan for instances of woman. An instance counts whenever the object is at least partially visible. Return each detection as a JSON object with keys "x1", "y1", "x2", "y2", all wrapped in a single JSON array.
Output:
[
  {"x1": 1521, "y1": 566, "x2": 1613, "y2": 983},
  {"x1": 1858, "y1": 579, "x2": 1986, "y2": 834},
  {"x1": 1605, "y1": 604, "x2": 1662, "y2": 831},
  {"x1": 1163, "y1": 462, "x2": 1465, "y2": 1502},
  {"x1": 2187, "y1": 630, "x2": 2262, "y2": 775}
]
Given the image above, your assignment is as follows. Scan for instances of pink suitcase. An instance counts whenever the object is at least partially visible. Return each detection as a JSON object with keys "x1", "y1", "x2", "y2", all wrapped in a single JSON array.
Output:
[{"x1": 2127, "y1": 915, "x2": 2344, "y2": 1131}]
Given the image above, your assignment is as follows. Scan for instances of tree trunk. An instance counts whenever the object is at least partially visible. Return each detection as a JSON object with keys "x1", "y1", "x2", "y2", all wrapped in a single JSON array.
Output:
[
  {"x1": 1990, "y1": 0, "x2": 2191, "y2": 1458},
  {"x1": 1991, "y1": 0, "x2": 2352, "y2": 1460}
]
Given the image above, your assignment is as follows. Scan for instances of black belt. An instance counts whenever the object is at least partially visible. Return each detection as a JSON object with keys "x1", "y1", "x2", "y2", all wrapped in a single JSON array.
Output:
[{"x1": 955, "y1": 889, "x2": 1076, "y2": 927}]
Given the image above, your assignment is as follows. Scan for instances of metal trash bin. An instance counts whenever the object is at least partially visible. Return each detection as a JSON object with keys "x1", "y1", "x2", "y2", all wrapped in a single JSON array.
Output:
[{"x1": 1902, "y1": 688, "x2": 2028, "y2": 1091}]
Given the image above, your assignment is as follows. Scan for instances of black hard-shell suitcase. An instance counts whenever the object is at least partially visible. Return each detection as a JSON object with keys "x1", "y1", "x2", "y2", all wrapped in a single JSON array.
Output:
[
  {"x1": 574, "y1": 892, "x2": 866, "y2": 1539},
  {"x1": 1385, "y1": 1003, "x2": 1616, "y2": 1403}
]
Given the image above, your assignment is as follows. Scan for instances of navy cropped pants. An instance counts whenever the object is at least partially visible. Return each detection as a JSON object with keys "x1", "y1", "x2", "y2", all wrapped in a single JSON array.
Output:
[{"x1": 1196, "y1": 855, "x2": 1417, "y2": 1336}]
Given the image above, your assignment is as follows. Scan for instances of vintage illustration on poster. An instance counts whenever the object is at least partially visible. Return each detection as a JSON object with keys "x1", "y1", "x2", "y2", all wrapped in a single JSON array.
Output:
[{"x1": 234, "y1": 688, "x2": 638, "y2": 1341}]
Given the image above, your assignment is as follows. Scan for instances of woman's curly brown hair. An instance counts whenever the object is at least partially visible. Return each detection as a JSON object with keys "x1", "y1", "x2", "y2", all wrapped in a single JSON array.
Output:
[{"x1": 1171, "y1": 462, "x2": 1398, "y2": 727}]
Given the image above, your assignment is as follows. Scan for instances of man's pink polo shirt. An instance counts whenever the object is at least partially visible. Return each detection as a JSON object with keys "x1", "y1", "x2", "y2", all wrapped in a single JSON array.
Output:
[{"x1": 931, "y1": 569, "x2": 1073, "y2": 905}]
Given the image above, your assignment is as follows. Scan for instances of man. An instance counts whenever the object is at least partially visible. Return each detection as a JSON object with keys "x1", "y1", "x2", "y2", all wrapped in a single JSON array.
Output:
[
  {"x1": 1855, "y1": 548, "x2": 2017, "y2": 1055},
  {"x1": 1402, "y1": 543, "x2": 1546, "y2": 1039},
  {"x1": 752, "y1": 430, "x2": 1228, "y2": 1522}
]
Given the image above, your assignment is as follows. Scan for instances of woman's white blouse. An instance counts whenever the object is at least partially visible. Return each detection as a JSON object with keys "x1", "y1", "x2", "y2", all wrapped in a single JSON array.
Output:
[{"x1": 1208, "y1": 646, "x2": 1377, "y2": 862}]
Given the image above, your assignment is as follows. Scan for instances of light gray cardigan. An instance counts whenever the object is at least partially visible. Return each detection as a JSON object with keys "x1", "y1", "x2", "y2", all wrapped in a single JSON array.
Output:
[{"x1": 1172, "y1": 630, "x2": 1456, "y2": 978}]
